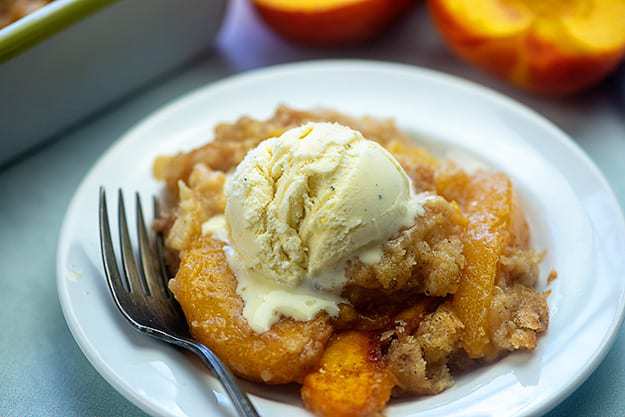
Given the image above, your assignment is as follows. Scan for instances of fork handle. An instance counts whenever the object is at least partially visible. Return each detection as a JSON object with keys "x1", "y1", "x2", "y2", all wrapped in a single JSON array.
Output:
[
  {"x1": 169, "y1": 337, "x2": 260, "y2": 417},
  {"x1": 146, "y1": 332, "x2": 263, "y2": 417}
]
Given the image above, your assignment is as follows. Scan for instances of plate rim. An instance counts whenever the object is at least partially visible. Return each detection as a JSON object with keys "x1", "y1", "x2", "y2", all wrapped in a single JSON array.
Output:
[{"x1": 57, "y1": 59, "x2": 625, "y2": 417}]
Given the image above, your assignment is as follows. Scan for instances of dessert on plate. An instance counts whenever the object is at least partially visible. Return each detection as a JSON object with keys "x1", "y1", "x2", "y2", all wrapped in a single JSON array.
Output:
[{"x1": 153, "y1": 106, "x2": 550, "y2": 417}]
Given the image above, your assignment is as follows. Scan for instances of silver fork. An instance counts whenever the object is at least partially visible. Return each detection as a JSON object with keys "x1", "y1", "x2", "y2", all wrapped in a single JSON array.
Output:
[{"x1": 99, "y1": 188, "x2": 260, "y2": 417}]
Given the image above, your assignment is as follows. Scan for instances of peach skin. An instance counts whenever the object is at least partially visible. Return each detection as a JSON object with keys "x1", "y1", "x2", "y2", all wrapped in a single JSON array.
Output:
[{"x1": 253, "y1": 0, "x2": 414, "y2": 46}]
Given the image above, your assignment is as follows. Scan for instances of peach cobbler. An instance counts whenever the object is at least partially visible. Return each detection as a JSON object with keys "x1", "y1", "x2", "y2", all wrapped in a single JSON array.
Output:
[{"x1": 153, "y1": 106, "x2": 549, "y2": 417}]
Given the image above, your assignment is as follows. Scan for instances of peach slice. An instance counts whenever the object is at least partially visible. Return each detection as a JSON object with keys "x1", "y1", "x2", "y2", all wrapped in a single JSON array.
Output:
[
  {"x1": 429, "y1": 0, "x2": 625, "y2": 94},
  {"x1": 253, "y1": 0, "x2": 414, "y2": 46},
  {"x1": 301, "y1": 331, "x2": 395, "y2": 417},
  {"x1": 439, "y1": 171, "x2": 513, "y2": 359},
  {"x1": 170, "y1": 236, "x2": 333, "y2": 384}
]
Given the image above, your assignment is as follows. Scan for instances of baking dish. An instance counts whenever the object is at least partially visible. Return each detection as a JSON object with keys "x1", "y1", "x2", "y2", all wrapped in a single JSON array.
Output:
[{"x1": 0, "y1": 0, "x2": 227, "y2": 165}]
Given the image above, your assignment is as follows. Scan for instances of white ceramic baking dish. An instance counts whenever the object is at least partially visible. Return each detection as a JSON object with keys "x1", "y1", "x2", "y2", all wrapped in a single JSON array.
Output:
[{"x1": 0, "y1": 0, "x2": 227, "y2": 165}]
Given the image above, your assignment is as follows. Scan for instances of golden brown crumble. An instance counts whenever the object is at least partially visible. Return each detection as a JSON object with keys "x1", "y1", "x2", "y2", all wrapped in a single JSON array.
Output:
[
  {"x1": 153, "y1": 105, "x2": 419, "y2": 193},
  {"x1": 488, "y1": 284, "x2": 549, "y2": 351},
  {"x1": 345, "y1": 196, "x2": 466, "y2": 297},
  {"x1": 165, "y1": 164, "x2": 226, "y2": 252},
  {"x1": 388, "y1": 304, "x2": 463, "y2": 395},
  {"x1": 498, "y1": 248, "x2": 543, "y2": 287}
]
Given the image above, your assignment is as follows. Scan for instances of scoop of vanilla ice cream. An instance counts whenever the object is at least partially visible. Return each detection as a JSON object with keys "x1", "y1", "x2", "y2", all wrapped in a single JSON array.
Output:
[{"x1": 224, "y1": 122, "x2": 422, "y2": 289}]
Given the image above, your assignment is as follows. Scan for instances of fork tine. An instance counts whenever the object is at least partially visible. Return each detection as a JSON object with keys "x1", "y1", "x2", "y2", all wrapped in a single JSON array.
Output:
[
  {"x1": 118, "y1": 189, "x2": 149, "y2": 295},
  {"x1": 99, "y1": 188, "x2": 128, "y2": 295},
  {"x1": 136, "y1": 193, "x2": 168, "y2": 297},
  {"x1": 153, "y1": 196, "x2": 173, "y2": 298}
]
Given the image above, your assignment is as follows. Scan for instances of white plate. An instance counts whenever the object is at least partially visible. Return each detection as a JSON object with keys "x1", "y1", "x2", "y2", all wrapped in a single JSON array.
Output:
[{"x1": 57, "y1": 61, "x2": 625, "y2": 417}]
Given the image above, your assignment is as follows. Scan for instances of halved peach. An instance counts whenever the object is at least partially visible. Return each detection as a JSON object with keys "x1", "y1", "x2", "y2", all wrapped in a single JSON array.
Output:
[
  {"x1": 253, "y1": 0, "x2": 414, "y2": 46},
  {"x1": 428, "y1": 0, "x2": 625, "y2": 94}
]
